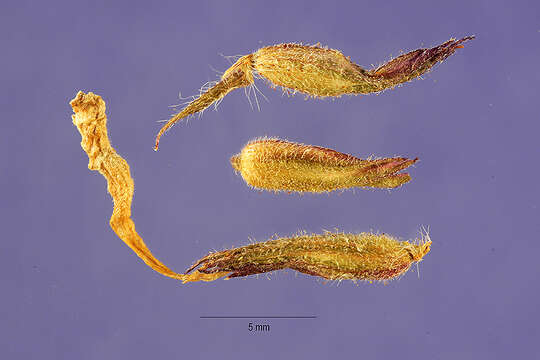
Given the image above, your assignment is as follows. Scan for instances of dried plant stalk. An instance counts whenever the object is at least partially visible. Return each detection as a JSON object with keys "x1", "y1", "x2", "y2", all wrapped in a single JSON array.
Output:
[
  {"x1": 184, "y1": 231, "x2": 431, "y2": 283},
  {"x1": 155, "y1": 36, "x2": 474, "y2": 150},
  {"x1": 71, "y1": 91, "x2": 203, "y2": 281},
  {"x1": 230, "y1": 138, "x2": 417, "y2": 193}
]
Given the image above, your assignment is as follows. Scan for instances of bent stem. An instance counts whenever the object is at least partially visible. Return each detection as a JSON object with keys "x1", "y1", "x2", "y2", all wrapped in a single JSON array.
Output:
[
  {"x1": 155, "y1": 36, "x2": 474, "y2": 149},
  {"x1": 71, "y1": 91, "x2": 186, "y2": 281},
  {"x1": 154, "y1": 55, "x2": 254, "y2": 150}
]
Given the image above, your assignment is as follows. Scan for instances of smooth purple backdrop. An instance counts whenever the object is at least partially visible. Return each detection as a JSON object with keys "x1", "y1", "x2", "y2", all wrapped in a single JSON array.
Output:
[{"x1": 2, "y1": 0, "x2": 539, "y2": 359}]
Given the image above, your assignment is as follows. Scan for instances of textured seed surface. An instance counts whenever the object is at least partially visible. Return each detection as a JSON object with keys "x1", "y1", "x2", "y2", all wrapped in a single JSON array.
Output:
[
  {"x1": 253, "y1": 43, "x2": 381, "y2": 96},
  {"x1": 230, "y1": 138, "x2": 417, "y2": 193},
  {"x1": 183, "y1": 231, "x2": 431, "y2": 283},
  {"x1": 155, "y1": 36, "x2": 474, "y2": 149}
]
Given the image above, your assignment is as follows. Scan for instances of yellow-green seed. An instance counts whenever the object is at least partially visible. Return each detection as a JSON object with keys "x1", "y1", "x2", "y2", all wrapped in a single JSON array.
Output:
[
  {"x1": 231, "y1": 137, "x2": 417, "y2": 193},
  {"x1": 183, "y1": 230, "x2": 432, "y2": 283},
  {"x1": 155, "y1": 36, "x2": 474, "y2": 150}
]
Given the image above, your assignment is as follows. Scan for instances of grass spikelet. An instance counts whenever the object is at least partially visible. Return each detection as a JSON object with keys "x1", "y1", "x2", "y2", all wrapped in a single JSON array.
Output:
[
  {"x1": 230, "y1": 137, "x2": 417, "y2": 193},
  {"x1": 183, "y1": 230, "x2": 432, "y2": 284},
  {"x1": 155, "y1": 36, "x2": 474, "y2": 149}
]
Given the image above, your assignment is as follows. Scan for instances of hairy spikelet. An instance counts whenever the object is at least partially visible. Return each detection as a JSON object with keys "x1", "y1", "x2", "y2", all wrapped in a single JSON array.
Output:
[
  {"x1": 155, "y1": 36, "x2": 474, "y2": 149},
  {"x1": 183, "y1": 231, "x2": 432, "y2": 283},
  {"x1": 71, "y1": 92, "x2": 431, "y2": 287},
  {"x1": 230, "y1": 138, "x2": 417, "y2": 193}
]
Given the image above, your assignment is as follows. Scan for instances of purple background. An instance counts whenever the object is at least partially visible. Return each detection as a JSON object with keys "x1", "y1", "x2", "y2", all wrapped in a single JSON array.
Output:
[{"x1": 2, "y1": 0, "x2": 539, "y2": 358}]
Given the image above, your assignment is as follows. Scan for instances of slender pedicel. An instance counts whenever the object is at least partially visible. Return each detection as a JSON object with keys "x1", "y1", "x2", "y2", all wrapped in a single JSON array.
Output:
[
  {"x1": 155, "y1": 36, "x2": 474, "y2": 149},
  {"x1": 183, "y1": 230, "x2": 432, "y2": 284},
  {"x1": 230, "y1": 137, "x2": 417, "y2": 193}
]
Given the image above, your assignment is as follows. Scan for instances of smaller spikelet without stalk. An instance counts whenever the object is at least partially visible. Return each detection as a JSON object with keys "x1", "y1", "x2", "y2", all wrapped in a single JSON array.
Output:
[
  {"x1": 154, "y1": 36, "x2": 474, "y2": 150},
  {"x1": 183, "y1": 231, "x2": 432, "y2": 284},
  {"x1": 230, "y1": 138, "x2": 417, "y2": 193}
]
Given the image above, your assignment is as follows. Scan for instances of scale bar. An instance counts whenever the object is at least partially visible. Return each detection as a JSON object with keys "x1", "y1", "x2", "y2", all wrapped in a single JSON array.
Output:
[{"x1": 200, "y1": 316, "x2": 317, "y2": 319}]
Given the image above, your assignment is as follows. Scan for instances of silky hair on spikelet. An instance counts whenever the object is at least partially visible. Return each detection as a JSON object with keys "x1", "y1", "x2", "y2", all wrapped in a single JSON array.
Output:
[
  {"x1": 154, "y1": 36, "x2": 474, "y2": 150},
  {"x1": 183, "y1": 230, "x2": 432, "y2": 284},
  {"x1": 230, "y1": 137, "x2": 418, "y2": 193}
]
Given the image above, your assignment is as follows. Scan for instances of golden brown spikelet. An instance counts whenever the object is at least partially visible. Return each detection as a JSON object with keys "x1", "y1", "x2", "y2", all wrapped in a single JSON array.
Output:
[
  {"x1": 155, "y1": 36, "x2": 474, "y2": 149},
  {"x1": 230, "y1": 138, "x2": 417, "y2": 193},
  {"x1": 183, "y1": 230, "x2": 432, "y2": 283}
]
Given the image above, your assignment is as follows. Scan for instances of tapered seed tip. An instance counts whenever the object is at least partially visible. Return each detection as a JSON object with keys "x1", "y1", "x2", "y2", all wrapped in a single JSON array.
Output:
[
  {"x1": 383, "y1": 157, "x2": 418, "y2": 173},
  {"x1": 452, "y1": 36, "x2": 475, "y2": 49},
  {"x1": 418, "y1": 232, "x2": 432, "y2": 259},
  {"x1": 407, "y1": 237, "x2": 432, "y2": 262},
  {"x1": 230, "y1": 154, "x2": 241, "y2": 172},
  {"x1": 154, "y1": 133, "x2": 163, "y2": 151}
]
